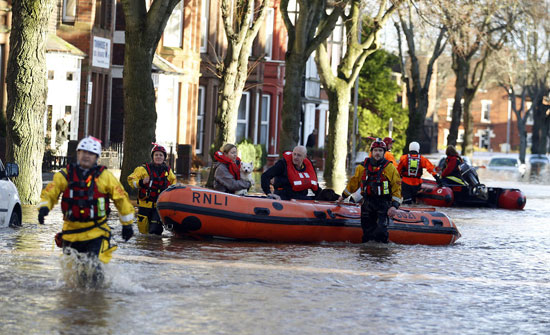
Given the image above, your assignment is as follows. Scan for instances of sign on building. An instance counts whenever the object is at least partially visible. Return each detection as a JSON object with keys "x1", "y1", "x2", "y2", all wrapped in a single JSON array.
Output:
[{"x1": 92, "y1": 36, "x2": 111, "y2": 69}]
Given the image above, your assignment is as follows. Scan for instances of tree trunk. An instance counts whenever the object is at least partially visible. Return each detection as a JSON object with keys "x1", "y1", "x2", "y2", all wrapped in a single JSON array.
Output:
[
  {"x1": 120, "y1": 31, "x2": 157, "y2": 192},
  {"x1": 6, "y1": 0, "x2": 54, "y2": 204},
  {"x1": 461, "y1": 89, "x2": 475, "y2": 157},
  {"x1": 447, "y1": 55, "x2": 469, "y2": 146},
  {"x1": 517, "y1": 121, "x2": 527, "y2": 163},
  {"x1": 324, "y1": 84, "x2": 351, "y2": 190},
  {"x1": 280, "y1": 55, "x2": 306, "y2": 151}
]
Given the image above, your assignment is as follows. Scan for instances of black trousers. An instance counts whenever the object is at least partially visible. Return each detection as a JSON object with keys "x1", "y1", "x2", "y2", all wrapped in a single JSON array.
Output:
[
  {"x1": 138, "y1": 206, "x2": 163, "y2": 235},
  {"x1": 401, "y1": 183, "x2": 421, "y2": 204},
  {"x1": 360, "y1": 197, "x2": 391, "y2": 243}
]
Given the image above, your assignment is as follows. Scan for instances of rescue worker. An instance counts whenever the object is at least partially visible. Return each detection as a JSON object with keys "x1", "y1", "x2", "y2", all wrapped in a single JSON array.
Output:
[
  {"x1": 261, "y1": 145, "x2": 321, "y2": 200},
  {"x1": 340, "y1": 140, "x2": 402, "y2": 243},
  {"x1": 397, "y1": 141, "x2": 438, "y2": 204},
  {"x1": 440, "y1": 145, "x2": 466, "y2": 186},
  {"x1": 369, "y1": 137, "x2": 397, "y2": 166},
  {"x1": 212, "y1": 143, "x2": 252, "y2": 194},
  {"x1": 128, "y1": 144, "x2": 176, "y2": 235},
  {"x1": 37, "y1": 136, "x2": 135, "y2": 267}
]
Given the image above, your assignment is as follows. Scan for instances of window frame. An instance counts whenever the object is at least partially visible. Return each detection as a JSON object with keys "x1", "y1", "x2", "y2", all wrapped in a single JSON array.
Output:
[
  {"x1": 236, "y1": 92, "x2": 251, "y2": 143},
  {"x1": 196, "y1": 86, "x2": 206, "y2": 154},
  {"x1": 163, "y1": 1, "x2": 184, "y2": 48}
]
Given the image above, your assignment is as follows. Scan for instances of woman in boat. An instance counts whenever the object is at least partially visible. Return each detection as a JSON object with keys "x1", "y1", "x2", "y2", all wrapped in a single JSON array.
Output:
[
  {"x1": 213, "y1": 144, "x2": 252, "y2": 194},
  {"x1": 128, "y1": 144, "x2": 177, "y2": 235},
  {"x1": 441, "y1": 145, "x2": 466, "y2": 186}
]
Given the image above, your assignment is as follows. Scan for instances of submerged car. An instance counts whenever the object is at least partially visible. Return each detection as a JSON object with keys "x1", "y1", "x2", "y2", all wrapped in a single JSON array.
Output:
[
  {"x1": 529, "y1": 154, "x2": 549, "y2": 175},
  {"x1": 486, "y1": 157, "x2": 526, "y2": 177},
  {"x1": 0, "y1": 159, "x2": 21, "y2": 227}
]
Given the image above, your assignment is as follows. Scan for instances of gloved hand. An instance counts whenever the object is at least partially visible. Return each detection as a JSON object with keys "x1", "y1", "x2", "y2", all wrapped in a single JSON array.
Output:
[
  {"x1": 38, "y1": 207, "x2": 49, "y2": 225},
  {"x1": 434, "y1": 175, "x2": 442, "y2": 186},
  {"x1": 122, "y1": 224, "x2": 134, "y2": 241}
]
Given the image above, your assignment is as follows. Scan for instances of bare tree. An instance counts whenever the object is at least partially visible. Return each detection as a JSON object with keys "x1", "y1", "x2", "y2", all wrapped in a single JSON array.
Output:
[
  {"x1": 279, "y1": 0, "x2": 343, "y2": 151},
  {"x1": 119, "y1": 0, "x2": 182, "y2": 191},
  {"x1": 6, "y1": 0, "x2": 55, "y2": 204},
  {"x1": 315, "y1": 0, "x2": 402, "y2": 188},
  {"x1": 395, "y1": 1, "x2": 447, "y2": 152},
  {"x1": 213, "y1": 0, "x2": 268, "y2": 150},
  {"x1": 434, "y1": 0, "x2": 518, "y2": 156}
]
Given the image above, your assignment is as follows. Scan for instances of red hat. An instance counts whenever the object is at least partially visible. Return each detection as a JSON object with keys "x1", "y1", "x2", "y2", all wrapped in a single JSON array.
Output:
[
  {"x1": 383, "y1": 137, "x2": 394, "y2": 146},
  {"x1": 151, "y1": 143, "x2": 167, "y2": 159},
  {"x1": 370, "y1": 140, "x2": 387, "y2": 152}
]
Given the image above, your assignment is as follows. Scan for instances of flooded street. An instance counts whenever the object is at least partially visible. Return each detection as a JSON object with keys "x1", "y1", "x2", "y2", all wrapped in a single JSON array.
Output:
[{"x1": 1, "y1": 170, "x2": 549, "y2": 335}]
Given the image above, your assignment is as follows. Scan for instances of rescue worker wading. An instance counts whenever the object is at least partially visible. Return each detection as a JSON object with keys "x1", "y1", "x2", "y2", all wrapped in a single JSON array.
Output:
[
  {"x1": 341, "y1": 140, "x2": 402, "y2": 243},
  {"x1": 397, "y1": 141, "x2": 438, "y2": 204},
  {"x1": 128, "y1": 144, "x2": 176, "y2": 235},
  {"x1": 38, "y1": 136, "x2": 135, "y2": 265}
]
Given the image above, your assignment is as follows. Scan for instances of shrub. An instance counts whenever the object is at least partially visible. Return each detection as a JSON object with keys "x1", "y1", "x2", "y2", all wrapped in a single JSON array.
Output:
[{"x1": 237, "y1": 139, "x2": 266, "y2": 170}]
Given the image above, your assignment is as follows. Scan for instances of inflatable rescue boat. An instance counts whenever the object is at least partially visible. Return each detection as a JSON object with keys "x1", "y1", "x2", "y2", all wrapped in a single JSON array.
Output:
[
  {"x1": 417, "y1": 179, "x2": 526, "y2": 210},
  {"x1": 157, "y1": 185, "x2": 461, "y2": 246}
]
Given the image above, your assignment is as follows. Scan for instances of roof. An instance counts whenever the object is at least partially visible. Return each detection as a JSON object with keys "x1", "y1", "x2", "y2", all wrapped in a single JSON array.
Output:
[
  {"x1": 46, "y1": 34, "x2": 86, "y2": 58},
  {"x1": 152, "y1": 54, "x2": 185, "y2": 75}
]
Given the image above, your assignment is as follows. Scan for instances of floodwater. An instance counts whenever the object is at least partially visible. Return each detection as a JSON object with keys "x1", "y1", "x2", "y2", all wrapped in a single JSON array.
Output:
[{"x1": 1, "y1": 169, "x2": 549, "y2": 335}]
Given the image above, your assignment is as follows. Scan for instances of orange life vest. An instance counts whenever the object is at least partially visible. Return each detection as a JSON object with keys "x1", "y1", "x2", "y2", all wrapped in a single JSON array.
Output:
[
  {"x1": 282, "y1": 151, "x2": 319, "y2": 192},
  {"x1": 60, "y1": 164, "x2": 110, "y2": 222},
  {"x1": 361, "y1": 158, "x2": 392, "y2": 199},
  {"x1": 138, "y1": 163, "x2": 170, "y2": 203}
]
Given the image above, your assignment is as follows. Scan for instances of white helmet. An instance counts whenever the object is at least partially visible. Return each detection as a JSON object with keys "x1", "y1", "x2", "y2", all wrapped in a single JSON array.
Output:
[
  {"x1": 409, "y1": 141, "x2": 420, "y2": 153},
  {"x1": 77, "y1": 136, "x2": 102, "y2": 156}
]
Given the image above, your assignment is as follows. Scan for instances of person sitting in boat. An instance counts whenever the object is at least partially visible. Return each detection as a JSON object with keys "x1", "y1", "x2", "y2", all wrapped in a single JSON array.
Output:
[
  {"x1": 369, "y1": 137, "x2": 397, "y2": 167},
  {"x1": 398, "y1": 141, "x2": 438, "y2": 204},
  {"x1": 37, "y1": 136, "x2": 135, "y2": 281},
  {"x1": 440, "y1": 145, "x2": 466, "y2": 186},
  {"x1": 340, "y1": 140, "x2": 402, "y2": 243},
  {"x1": 212, "y1": 143, "x2": 252, "y2": 194},
  {"x1": 128, "y1": 143, "x2": 176, "y2": 235},
  {"x1": 261, "y1": 145, "x2": 321, "y2": 201}
]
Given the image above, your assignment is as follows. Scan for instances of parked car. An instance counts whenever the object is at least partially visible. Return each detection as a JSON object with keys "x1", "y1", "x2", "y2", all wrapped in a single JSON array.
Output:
[
  {"x1": 529, "y1": 154, "x2": 550, "y2": 175},
  {"x1": 486, "y1": 156, "x2": 526, "y2": 177},
  {"x1": 0, "y1": 159, "x2": 22, "y2": 227}
]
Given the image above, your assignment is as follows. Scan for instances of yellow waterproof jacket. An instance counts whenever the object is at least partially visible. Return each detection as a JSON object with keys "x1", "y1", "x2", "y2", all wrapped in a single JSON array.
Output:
[
  {"x1": 127, "y1": 164, "x2": 176, "y2": 208},
  {"x1": 342, "y1": 159, "x2": 402, "y2": 204},
  {"x1": 39, "y1": 167, "x2": 135, "y2": 243}
]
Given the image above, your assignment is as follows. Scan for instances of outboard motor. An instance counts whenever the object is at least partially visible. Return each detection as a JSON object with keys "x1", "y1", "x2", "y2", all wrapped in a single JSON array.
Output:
[{"x1": 459, "y1": 162, "x2": 488, "y2": 200}]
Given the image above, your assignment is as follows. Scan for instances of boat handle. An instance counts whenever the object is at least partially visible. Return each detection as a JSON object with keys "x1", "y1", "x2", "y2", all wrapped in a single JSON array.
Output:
[
  {"x1": 326, "y1": 209, "x2": 336, "y2": 219},
  {"x1": 254, "y1": 207, "x2": 270, "y2": 216}
]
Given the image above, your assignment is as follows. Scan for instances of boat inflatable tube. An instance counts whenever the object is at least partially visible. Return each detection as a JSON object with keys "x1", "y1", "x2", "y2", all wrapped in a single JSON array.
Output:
[{"x1": 157, "y1": 185, "x2": 461, "y2": 246}]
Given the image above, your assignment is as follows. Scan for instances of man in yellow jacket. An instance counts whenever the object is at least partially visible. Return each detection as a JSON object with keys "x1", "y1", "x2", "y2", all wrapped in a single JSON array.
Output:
[
  {"x1": 38, "y1": 136, "x2": 135, "y2": 267},
  {"x1": 341, "y1": 140, "x2": 402, "y2": 243},
  {"x1": 128, "y1": 144, "x2": 176, "y2": 235}
]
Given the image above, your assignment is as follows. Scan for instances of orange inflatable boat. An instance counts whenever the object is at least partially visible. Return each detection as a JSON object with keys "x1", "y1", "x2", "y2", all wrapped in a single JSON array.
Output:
[{"x1": 157, "y1": 185, "x2": 461, "y2": 246}]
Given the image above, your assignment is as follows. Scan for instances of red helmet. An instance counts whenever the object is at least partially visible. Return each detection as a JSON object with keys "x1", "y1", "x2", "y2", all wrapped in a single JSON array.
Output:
[
  {"x1": 370, "y1": 140, "x2": 387, "y2": 152},
  {"x1": 151, "y1": 144, "x2": 167, "y2": 159},
  {"x1": 383, "y1": 137, "x2": 394, "y2": 147}
]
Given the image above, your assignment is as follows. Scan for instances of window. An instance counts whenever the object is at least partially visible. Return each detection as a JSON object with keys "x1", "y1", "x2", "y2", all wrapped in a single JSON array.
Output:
[
  {"x1": 526, "y1": 102, "x2": 533, "y2": 126},
  {"x1": 328, "y1": 16, "x2": 345, "y2": 72},
  {"x1": 62, "y1": 0, "x2": 76, "y2": 23},
  {"x1": 287, "y1": 0, "x2": 299, "y2": 25},
  {"x1": 164, "y1": 1, "x2": 183, "y2": 47},
  {"x1": 259, "y1": 94, "x2": 270, "y2": 148},
  {"x1": 446, "y1": 98, "x2": 464, "y2": 121},
  {"x1": 527, "y1": 132, "x2": 532, "y2": 147},
  {"x1": 236, "y1": 92, "x2": 250, "y2": 143},
  {"x1": 200, "y1": 0, "x2": 210, "y2": 53},
  {"x1": 481, "y1": 100, "x2": 492, "y2": 123},
  {"x1": 442, "y1": 128, "x2": 464, "y2": 146},
  {"x1": 196, "y1": 86, "x2": 205, "y2": 154},
  {"x1": 264, "y1": 8, "x2": 274, "y2": 59}
]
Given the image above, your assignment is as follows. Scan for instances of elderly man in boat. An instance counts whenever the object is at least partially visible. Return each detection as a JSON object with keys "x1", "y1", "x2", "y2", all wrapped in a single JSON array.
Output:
[{"x1": 261, "y1": 145, "x2": 322, "y2": 201}]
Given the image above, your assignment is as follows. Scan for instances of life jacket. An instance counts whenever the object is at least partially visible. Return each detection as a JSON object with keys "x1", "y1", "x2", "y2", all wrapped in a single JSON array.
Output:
[
  {"x1": 361, "y1": 158, "x2": 392, "y2": 199},
  {"x1": 60, "y1": 164, "x2": 110, "y2": 222},
  {"x1": 213, "y1": 151, "x2": 241, "y2": 180},
  {"x1": 443, "y1": 155, "x2": 464, "y2": 180},
  {"x1": 138, "y1": 163, "x2": 170, "y2": 203},
  {"x1": 282, "y1": 151, "x2": 319, "y2": 192},
  {"x1": 401, "y1": 153, "x2": 422, "y2": 179}
]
